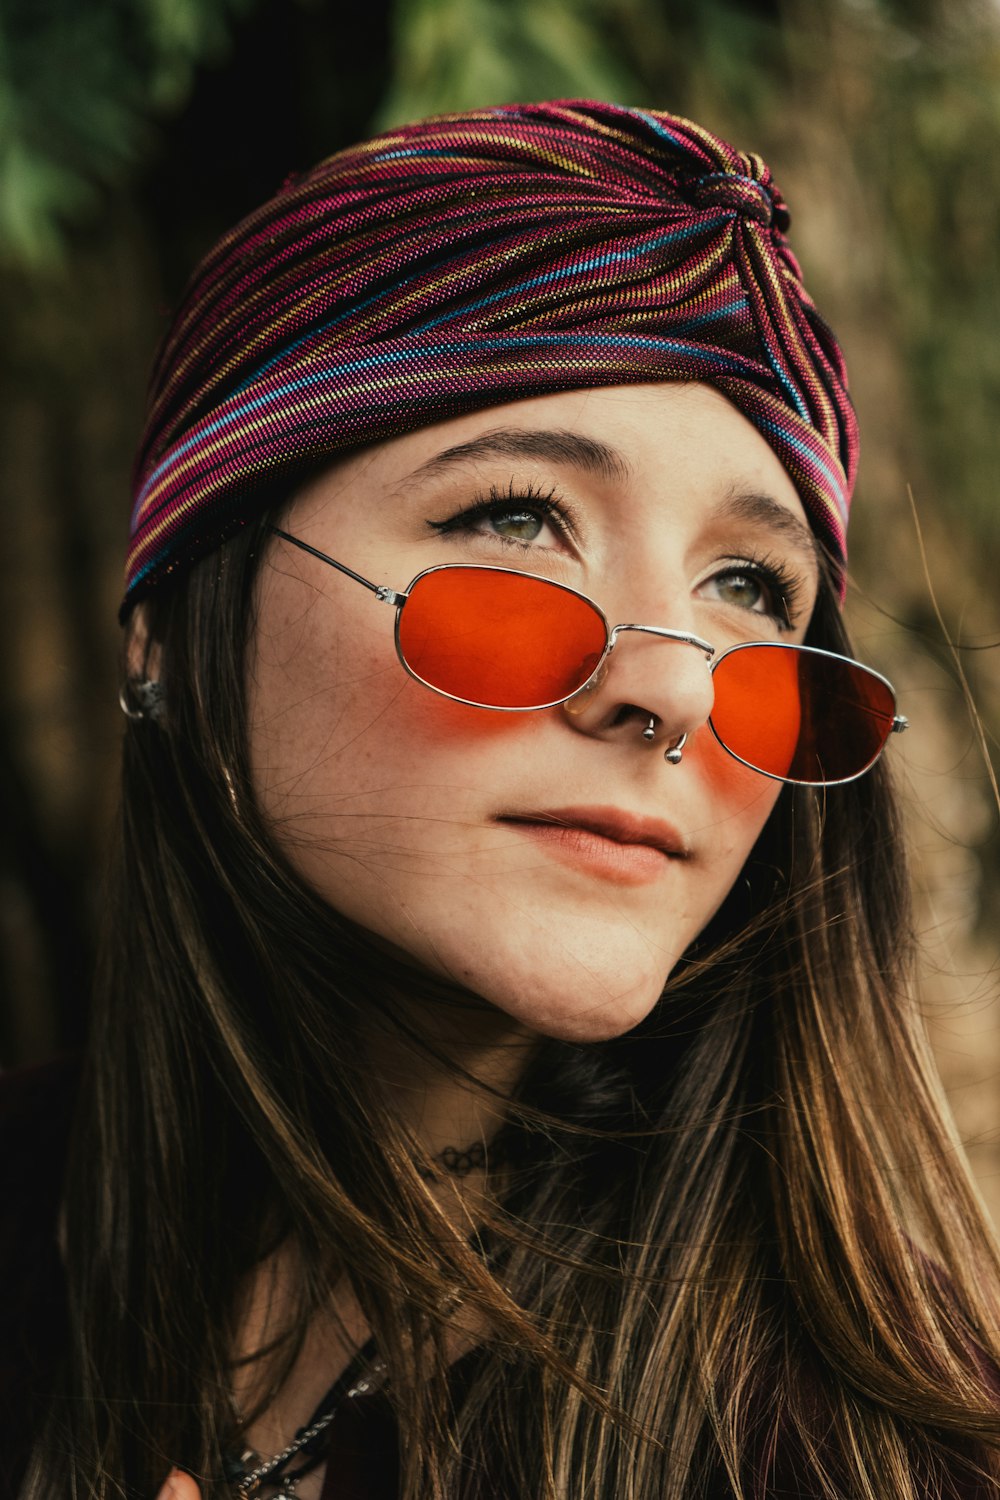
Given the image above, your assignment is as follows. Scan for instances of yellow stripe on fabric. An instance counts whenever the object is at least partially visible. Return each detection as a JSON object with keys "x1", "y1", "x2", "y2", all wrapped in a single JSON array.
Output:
[{"x1": 135, "y1": 350, "x2": 755, "y2": 546}]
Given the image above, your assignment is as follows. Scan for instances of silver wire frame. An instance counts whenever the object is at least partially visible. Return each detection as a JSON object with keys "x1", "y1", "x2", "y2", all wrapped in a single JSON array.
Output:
[{"x1": 269, "y1": 528, "x2": 907, "y2": 787}]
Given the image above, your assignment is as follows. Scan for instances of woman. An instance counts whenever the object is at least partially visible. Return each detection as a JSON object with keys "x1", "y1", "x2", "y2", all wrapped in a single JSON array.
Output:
[{"x1": 7, "y1": 100, "x2": 1000, "y2": 1500}]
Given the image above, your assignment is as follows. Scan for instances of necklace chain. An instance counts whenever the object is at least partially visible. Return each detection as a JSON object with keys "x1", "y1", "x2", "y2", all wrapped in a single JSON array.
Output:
[
  {"x1": 228, "y1": 1144, "x2": 503, "y2": 1493},
  {"x1": 232, "y1": 1408, "x2": 334, "y2": 1497},
  {"x1": 227, "y1": 1353, "x2": 388, "y2": 1497}
]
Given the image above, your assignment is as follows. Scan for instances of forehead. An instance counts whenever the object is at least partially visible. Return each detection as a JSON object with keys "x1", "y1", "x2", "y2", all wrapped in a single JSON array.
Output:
[{"x1": 298, "y1": 382, "x2": 817, "y2": 568}]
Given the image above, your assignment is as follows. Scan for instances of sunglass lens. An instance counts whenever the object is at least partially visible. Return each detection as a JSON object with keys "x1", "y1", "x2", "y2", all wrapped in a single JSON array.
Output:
[
  {"x1": 399, "y1": 568, "x2": 608, "y2": 709},
  {"x1": 710, "y1": 644, "x2": 897, "y2": 783}
]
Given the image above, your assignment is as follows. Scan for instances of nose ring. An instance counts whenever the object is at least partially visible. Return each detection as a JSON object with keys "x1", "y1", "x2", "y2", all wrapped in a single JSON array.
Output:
[
  {"x1": 641, "y1": 718, "x2": 686, "y2": 764},
  {"x1": 664, "y1": 733, "x2": 686, "y2": 765}
]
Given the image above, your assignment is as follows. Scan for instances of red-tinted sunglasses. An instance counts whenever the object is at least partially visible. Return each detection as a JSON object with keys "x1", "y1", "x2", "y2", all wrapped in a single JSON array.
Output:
[{"x1": 271, "y1": 528, "x2": 907, "y2": 786}]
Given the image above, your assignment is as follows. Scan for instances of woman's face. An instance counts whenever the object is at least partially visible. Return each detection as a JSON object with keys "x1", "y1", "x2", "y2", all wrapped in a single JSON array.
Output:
[{"x1": 248, "y1": 384, "x2": 820, "y2": 1043}]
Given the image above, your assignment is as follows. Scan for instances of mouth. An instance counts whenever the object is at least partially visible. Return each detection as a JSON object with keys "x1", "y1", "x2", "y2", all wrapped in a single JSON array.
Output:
[{"x1": 496, "y1": 805, "x2": 689, "y2": 884}]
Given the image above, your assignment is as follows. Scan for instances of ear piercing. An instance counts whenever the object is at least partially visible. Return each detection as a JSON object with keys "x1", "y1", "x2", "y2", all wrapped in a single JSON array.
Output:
[
  {"x1": 641, "y1": 717, "x2": 686, "y2": 763},
  {"x1": 118, "y1": 679, "x2": 167, "y2": 725}
]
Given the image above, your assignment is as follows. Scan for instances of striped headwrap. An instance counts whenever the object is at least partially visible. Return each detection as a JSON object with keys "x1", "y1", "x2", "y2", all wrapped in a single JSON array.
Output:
[{"x1": 125, "y1": 99, "x2": 858, "y2": 613}]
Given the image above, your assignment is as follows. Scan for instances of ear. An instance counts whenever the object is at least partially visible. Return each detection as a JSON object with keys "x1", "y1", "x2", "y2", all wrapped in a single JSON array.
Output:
[
  {"x1": 124, "y1": 601, "x2": 163, "y2": 684},
  {"x1": 120, "y1": 602, "x2": 167, "y2": 725}
]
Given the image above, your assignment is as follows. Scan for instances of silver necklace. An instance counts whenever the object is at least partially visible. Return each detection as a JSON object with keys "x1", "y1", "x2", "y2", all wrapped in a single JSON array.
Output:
[
  {"x1": 227, "y1": 1151, "x2": 499, "y2": 1494},
  {"x1": 225, "y1": 1344, "x2": 387, "y2": 1497}
]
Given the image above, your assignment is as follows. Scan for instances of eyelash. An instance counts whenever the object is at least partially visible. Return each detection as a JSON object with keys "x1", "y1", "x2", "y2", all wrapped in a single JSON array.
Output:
[
  {"x1": 714, "y1": 551, "x2": 804, "y2": 628},
  {"x1": 427, "y1": 482, "x2": 574, "y2": 548},
  {"x1": 427, "y1": 487, "x2": 805, "y2": 627}
]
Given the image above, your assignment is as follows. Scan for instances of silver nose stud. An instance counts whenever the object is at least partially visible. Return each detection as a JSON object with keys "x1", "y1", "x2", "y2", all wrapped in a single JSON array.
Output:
[{"x1": 641, "y1": 718, "x2": 686, "y2": 763}]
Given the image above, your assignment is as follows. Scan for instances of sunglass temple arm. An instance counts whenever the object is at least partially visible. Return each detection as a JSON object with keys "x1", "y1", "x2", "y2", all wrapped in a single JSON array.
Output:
[{"x1": 269, "y1": 527, "x2": 407, "y2": 606}]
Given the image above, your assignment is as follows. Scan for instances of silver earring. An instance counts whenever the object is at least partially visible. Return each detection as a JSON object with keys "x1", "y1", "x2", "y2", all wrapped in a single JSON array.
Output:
[
  {"x1": 664, "y1": 733, "x2": 686, "y2": 765},
  {"x1": 641, "y1": 717, "x2": 656, "y2": 742},
  {"x1": 118, "y1": 680, "x2": 167, "y2": 726}
]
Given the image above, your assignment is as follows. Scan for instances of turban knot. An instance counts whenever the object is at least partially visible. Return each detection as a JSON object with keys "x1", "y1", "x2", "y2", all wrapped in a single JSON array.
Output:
[
  {"x1": 686, "y1": 170, "x2": 790, "y2": 232},
  {"x1": 124, "y1": 100, "x2": 857, "y2": 614}
]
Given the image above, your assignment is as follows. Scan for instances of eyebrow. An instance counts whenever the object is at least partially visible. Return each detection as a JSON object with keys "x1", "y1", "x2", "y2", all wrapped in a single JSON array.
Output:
[
  {"x1": 408, "y1": 427, "x2": 632, "y2": 485},
  {"x1": 713, "y1": 487, "x2": 820, "y2": 567},
  {"x1": 407, "y1": 428, "x2": 820, "y2": 564}
]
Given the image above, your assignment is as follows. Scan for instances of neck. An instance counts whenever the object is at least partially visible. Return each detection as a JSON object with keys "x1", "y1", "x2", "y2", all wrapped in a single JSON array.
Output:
[
  {"x1": 371, "y1": 995, "x2": 538, "y2": 1165},
  {"x1": 230, "y1": 990, "x2": 534, "y2": 1464}
]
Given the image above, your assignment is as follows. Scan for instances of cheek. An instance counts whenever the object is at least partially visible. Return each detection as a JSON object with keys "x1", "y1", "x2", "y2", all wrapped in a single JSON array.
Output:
[
  {"x1": 688, "y1": 731, "x2": 784, "y2": 909},
  {"x1": 249, "y1": 586, "x2": 520, "y2": 834},
  {"x1": 696, "y1": 727, "x2": 782, "y2": 825}
]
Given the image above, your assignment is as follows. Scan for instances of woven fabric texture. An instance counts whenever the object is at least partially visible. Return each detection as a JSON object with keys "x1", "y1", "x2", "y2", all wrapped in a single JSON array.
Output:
[{"x1": 125, "y1": 99, "x2": 858, "y2": 611}]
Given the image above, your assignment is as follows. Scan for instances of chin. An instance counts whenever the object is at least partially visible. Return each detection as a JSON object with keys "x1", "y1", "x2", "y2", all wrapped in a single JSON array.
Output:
[{"x1": 482, "y1": 965, "x2": 672, "y2": 1045}]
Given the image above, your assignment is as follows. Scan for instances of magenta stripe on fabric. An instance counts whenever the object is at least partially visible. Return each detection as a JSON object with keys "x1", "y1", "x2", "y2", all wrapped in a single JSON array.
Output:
[{"x1": 125, "y1": 99, "x2": 858, "y2": 611}]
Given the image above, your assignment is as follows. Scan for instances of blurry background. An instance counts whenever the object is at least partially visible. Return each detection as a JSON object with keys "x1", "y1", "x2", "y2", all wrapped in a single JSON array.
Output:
[{"x1": 2, "y1": 0, "x2": 999, "y2": 1213}]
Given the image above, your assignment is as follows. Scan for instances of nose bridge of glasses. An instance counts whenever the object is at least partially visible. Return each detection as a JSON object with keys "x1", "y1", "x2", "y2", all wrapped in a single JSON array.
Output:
[
  {"x1": 598, "y1": 623, "x2": 717, "y2": 729},
  {"x1": 607, "y1": 623, "x2": 715, "y2": 660}
]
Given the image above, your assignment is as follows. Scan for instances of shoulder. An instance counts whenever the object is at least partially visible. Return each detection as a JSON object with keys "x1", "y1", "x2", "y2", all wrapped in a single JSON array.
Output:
[{"x1": 0, "y1": 1056, "x2": 78, "y2": 1500}]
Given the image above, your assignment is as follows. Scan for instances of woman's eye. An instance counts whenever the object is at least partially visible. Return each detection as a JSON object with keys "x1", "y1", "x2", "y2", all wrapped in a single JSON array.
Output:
[
  {"x1": 428, "y1": 485, "x2": 573, "y2": 550},
  {"x1": 711, "y1": 570, "x2": 769, "y2": 612},
  {"x1": 701, "y1": 559, "x2": 799, "y2": 626},
  {"x1": 485, "y1": 509, "x2": 545, "y2": 542}
]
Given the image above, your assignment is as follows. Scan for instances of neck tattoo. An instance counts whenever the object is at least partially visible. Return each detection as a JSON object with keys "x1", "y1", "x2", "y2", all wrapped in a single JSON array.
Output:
[{"x1": 419, "y1": 1137, "x2": 508, "y2": 1181}]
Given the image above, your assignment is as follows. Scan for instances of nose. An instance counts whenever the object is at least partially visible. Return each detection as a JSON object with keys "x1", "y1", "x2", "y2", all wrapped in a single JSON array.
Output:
[{"x1": 561, "y1": 622, "x2": 715, "y2": 754}]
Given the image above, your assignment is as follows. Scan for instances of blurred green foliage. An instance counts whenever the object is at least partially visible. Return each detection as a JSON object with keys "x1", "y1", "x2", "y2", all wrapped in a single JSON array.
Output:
[
  {"x1": 377, "y1": 0, "x2": 638, "y2": 125},
  {"x1": 0, "y1": 0, "x2": 253, "y2": 266},
  {"x1": 878, "y1": 48, "x2": 1000, "y2": 543},
  {"x1": 379, "y1": 0, "x2": 791, "y2": 131}
]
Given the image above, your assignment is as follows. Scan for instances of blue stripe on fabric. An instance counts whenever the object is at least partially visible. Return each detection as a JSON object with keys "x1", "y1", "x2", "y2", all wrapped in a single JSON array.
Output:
[
  {"x1": 368, "y1": 146, "x2": 466, "y2": 163},
  {"x1": 134, "y1": 331, "x2": 755, "y2": 508},
  {"x1": 230, "y1": 218, "x2": 703, "y2": 399},
  {"x1": 232, "y1": 281, "x2": 405, "y2": 394},
  {"x1": 761, "y1": 343, "x2": 809, "y2": 422},
  {"x1": 754, "y1": 413, "x2": 846, "y2": 516},
  {"x1": 630, "y1": 110, "x2": 690, "y2": 151},
  {"x1": 669, "y1": 296, "x2": 747, "y2": 332},
  {"x1": 408, "y1": 222, "x2": 706, "y2": 334}
]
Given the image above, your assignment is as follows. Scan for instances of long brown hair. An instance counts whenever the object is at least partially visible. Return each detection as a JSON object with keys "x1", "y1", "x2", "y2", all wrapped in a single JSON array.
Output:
[{"x1": 25, "y1": 509, "x2": 1000, "y2": 1499}]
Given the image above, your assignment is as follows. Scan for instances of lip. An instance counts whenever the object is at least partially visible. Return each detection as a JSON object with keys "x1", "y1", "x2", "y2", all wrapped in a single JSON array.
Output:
[{"x1": 496, "y1": 805, "x2": 689, "y2": 885}]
